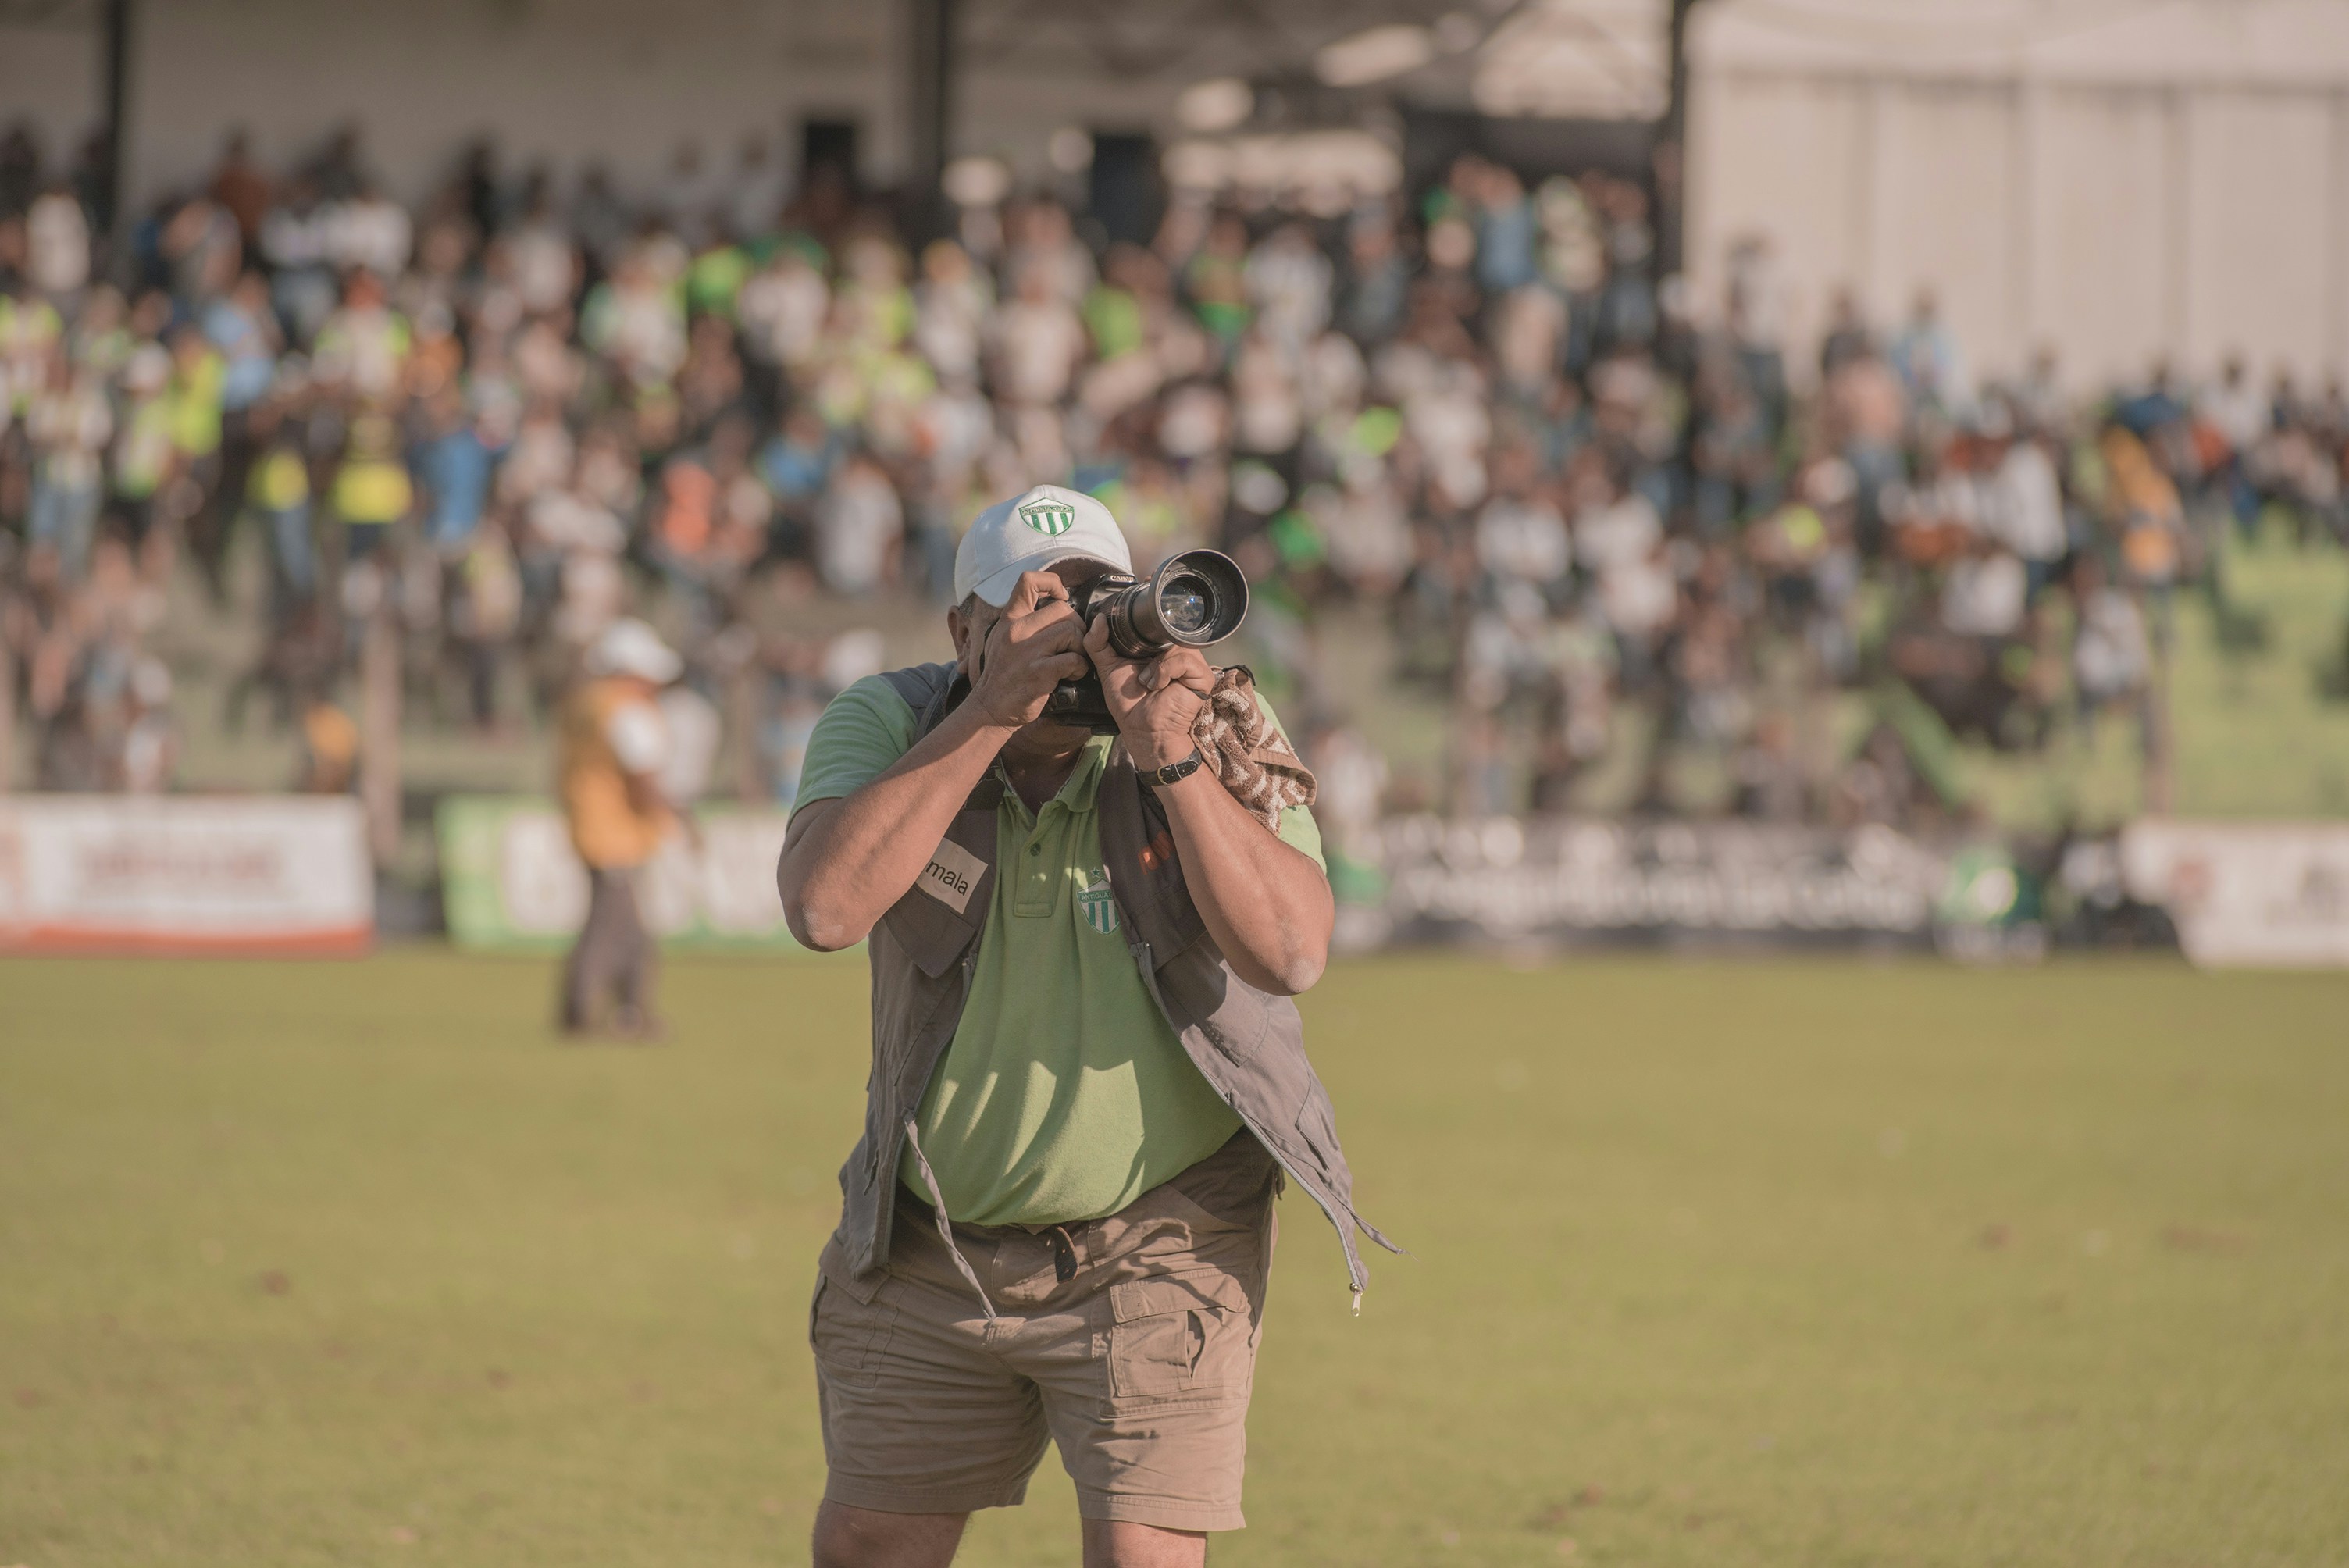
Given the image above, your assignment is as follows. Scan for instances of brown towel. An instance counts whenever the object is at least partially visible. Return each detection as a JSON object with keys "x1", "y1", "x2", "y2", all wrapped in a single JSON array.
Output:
[{"x1": 1190, "y1": 667, "x2": 1317, "y2": 832}]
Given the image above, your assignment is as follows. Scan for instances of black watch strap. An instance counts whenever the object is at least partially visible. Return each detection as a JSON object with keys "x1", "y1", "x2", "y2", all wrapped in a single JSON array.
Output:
[{"x1": 1139, "y1": 747, "x2": 1207, "y2": 788}]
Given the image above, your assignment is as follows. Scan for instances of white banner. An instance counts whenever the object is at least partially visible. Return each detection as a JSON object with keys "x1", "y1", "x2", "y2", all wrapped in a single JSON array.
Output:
[
  {"x1": 2120, "y1": 820, "x2": 2349, "y2": 968},
  {"x1": 1356, "y1": 817, "x2": 1956, "y2": 949},
  {"x1": 0, "y1": 796, "x2": 373, "y2": 956}
]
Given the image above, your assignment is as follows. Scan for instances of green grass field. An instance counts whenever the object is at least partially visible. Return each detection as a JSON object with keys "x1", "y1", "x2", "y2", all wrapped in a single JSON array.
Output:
[{"x1": 5, "y1": 953, "x2": 2347, "y2": 1566}]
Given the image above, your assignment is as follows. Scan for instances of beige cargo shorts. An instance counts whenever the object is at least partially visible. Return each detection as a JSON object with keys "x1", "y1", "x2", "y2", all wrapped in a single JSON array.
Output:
[{"x1": 810, "y1": 1131, "x2": 1281, "y2": 1533}]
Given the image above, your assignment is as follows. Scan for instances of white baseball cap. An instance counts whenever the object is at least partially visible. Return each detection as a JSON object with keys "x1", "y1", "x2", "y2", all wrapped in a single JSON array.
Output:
[
  {"x1": 585, "y1": 618, "x2": 684, "y2": 683},
  {"x1": 954, "y1": 484, "x2": 1134, "y2": 608}
]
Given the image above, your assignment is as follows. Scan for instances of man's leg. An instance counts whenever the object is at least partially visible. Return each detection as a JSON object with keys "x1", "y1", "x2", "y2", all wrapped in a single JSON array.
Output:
[
  {"x1": 810, "y1": 1501, "x2": 965, "y2": 1568},
  {"x1": 607, "y1": 869, "x2": 661, "y2": 1035},
  {"x1": 1081, "y1": 1520, "x2": 1207, "y2": 1568},
  {"x1": 559, "y1": 869, "x2": 622, "y2": 1032},
  {"x1": 1024, "y1": 1135, "x2": 1280, "y2": 1554},
  {"x1": 809, "y1": 1213, "x2": 1055, "y2": 1549}
]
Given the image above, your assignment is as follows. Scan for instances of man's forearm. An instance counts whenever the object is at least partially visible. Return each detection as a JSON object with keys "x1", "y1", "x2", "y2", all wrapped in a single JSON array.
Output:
[
  {"x1": 1153, "y1": 771, "x2": 1333, "y2": 995},
  {"x1": 778, "y1": 704, "x2": 1016, "y2": 950}
]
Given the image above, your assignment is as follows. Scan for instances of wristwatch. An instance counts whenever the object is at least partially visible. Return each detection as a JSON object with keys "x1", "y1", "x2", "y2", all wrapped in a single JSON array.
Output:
[{"x1": 1139, "y1": 747, "x2": 1207, "y2": 788}]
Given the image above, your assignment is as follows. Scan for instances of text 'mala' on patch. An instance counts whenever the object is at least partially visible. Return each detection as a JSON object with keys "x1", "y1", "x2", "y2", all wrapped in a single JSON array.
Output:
[{"x1": 917, "y1": 837, "x2": 987, "y2": 915}]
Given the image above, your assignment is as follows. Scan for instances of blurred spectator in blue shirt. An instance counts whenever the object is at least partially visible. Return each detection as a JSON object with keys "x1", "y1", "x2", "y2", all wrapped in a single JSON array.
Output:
[{"x1": 415, "y1": 390, "x2": 505, "y2": 554}]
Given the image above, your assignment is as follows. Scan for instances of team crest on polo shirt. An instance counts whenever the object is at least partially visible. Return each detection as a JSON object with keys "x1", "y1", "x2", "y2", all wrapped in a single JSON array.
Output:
[
  {"x1": 1078, "y1": 874, "x2": 1120, "y2": 935},
  {"x1": 1018, "y1": 497, "x2": 1077, "y2": 536}
]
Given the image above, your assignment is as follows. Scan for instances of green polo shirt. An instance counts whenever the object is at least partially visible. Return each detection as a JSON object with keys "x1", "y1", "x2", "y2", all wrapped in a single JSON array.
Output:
[{"x1": 794, "y1": 675, "x2": 1324, "y2": 1226}]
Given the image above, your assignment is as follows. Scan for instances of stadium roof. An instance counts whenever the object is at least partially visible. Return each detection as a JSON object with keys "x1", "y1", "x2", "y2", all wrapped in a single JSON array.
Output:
[{"x1": 950, "y1": 0, "x2": 1671, "y2": 121}]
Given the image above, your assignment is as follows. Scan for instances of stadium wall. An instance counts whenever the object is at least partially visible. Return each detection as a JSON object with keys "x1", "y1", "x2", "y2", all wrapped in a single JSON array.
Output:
[
  {"x1": 127, "y1": 0, "x2": 912, "y2": 205},
  {"x1": 0, "y1": 16, "x2": 98, "y2": 151},
  {"x1": 0, "y1": 0, "x2": 1185, "y2": 212}
]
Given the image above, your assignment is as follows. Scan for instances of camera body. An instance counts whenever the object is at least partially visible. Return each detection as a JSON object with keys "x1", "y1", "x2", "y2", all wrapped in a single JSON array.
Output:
[{"x1": 1042, "y1": 549, "x2": 1250, "y2": 732}]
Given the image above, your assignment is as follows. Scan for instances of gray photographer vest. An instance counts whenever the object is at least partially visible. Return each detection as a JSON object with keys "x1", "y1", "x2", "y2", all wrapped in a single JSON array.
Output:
[{"x1": 825, "y1": 661, "x2": 1398, "y2": 1303}]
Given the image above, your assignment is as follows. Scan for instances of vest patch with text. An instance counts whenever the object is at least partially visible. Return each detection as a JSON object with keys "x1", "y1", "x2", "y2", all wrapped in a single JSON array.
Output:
[
  {"x1": 1078, "y1": 873, "x2": 1121, "y2": 935},
  {"x1": 916, "y1": 836, "x2": 986, "y2": 915}
]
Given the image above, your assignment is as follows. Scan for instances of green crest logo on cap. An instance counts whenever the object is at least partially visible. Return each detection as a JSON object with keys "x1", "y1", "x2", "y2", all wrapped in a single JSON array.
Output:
[{"x1": 1018, "y1": 498, "x2": 1078, "y2": 536}]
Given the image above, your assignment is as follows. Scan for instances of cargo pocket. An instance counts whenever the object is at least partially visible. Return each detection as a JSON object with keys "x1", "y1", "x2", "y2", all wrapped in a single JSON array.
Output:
[
  {"x1": 1107, "y1": 1269, "x2": 1257, "y2": 1404},
  {"x1": 810, "y1": 1273, "x2": 900, "y2": 1391}
]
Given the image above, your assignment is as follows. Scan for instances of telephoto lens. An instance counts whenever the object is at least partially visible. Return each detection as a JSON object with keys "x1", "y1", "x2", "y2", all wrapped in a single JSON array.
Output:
[
  {"x1": 1093, "y1": 550, "x2": 1250, "y2": 658},
  {"x1": 1043, "y1": 550, "x2": 1251, "y2": 732}
]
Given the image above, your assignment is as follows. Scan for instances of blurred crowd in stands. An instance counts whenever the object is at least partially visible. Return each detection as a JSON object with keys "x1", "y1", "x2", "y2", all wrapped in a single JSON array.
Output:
[{"x1": 2, "y1": 118, "x2": 2345, "y2": 835}]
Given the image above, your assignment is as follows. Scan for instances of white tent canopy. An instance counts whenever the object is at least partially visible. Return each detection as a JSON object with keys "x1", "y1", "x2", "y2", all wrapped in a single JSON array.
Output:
[{"x1": 1686, "y1": 0, "x2": 2349, "y2": 387}]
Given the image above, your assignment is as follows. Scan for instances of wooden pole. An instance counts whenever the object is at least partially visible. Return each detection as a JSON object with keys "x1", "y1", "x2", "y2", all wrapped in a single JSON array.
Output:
[
  {"x1": 730, "y1": 657, "x2": 763, "y2": 804},
  {"x1": 2144, "y1": 611, "x2": 2175, "y2": 815},
  {"x1": 99, "y1": 0, "x2": 134, "y2": 241},
  {"x1": 360, "y1": 593, "x2": 401, "y2": 868},
  {"x1": 0, "y1": 629, "x2": 16, "y2": 793},
  {"x1": 1655, "y1": 0, "x2": 1707, "y2": 279},
  {"x1": 904, "y1": 0, "x2": 959, "y2": 243}
]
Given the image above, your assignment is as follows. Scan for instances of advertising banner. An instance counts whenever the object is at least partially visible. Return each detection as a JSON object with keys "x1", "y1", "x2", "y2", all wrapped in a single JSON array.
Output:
[
  {"x1": 437, "y1": 796, "x2": 825, "y2": 953},
  {"x1": 2119, "y1": 820, "x2": 2349, "y2": 968},
  {"x1": 1343, "y1": 817, "x2": 1973, "y2": 951},
  {"x1": 0, "y1": 796, "x2": 372, "y2": 956}
]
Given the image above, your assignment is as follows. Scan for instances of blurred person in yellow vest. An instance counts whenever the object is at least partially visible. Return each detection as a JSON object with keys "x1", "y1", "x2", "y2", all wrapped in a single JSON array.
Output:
[
  {"x1": 332, "y1": 412, "x2": 413, "y2": 561},
  {"x1": 248, "y1": 395, "x2": 318, "y2": 612},
  {"x1": 558, "y1": 618, "x2": 686, "y2": 1039}
]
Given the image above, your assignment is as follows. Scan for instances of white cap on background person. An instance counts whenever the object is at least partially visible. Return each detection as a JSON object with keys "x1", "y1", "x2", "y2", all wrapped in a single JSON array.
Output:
[
  {"x1": 954, "y1": 484, "x2": 1133, "y2": 607},
  {"x1": 585, "y1": 618, "x2": 683, "y2": 684}
]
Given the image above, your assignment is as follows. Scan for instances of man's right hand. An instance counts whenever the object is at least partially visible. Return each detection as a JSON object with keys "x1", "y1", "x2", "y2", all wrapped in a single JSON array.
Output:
[{"x1": 967, "y1": 571, "x2": 1090, "y2": 729}]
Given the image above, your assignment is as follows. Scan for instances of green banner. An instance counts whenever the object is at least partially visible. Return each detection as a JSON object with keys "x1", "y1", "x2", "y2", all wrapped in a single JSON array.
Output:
[{"x1": 437, "y1": 796, "x2": 849, "y2": 955}]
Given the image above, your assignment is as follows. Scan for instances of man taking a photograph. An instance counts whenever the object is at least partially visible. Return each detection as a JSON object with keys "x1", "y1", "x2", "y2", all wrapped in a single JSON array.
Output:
[{"x1": 777, "y1": 485, "x2": 1392, "y2": 1567}]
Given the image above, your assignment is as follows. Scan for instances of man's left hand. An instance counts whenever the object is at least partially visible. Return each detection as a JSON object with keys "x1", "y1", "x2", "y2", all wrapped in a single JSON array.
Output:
[{"x1": 1083, "y1": 618, "x2": 1212, "y2": 772}]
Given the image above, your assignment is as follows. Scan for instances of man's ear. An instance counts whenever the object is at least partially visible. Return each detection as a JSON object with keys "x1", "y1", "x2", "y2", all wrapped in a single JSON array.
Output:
[{"x1": 949, "y1": 603, "x2": 986, "y2": 677}]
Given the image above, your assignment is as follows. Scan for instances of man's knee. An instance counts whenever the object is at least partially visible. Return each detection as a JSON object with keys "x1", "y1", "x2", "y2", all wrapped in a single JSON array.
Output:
[{"x1": 810, "y1": 1500, "x2": 968, "y2": 1568}]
